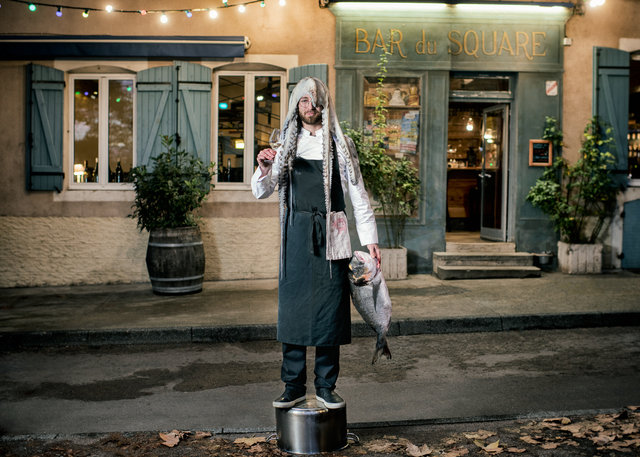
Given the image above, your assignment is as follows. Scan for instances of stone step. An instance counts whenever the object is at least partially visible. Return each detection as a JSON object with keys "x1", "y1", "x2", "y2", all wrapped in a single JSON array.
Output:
[
  {"x1": 433, "y1": 252, "x2": 536, "y2": 267},
  {"x1": 435, "y1": 265, "x2": 542, "y2": 280},
  {"x1": 445, "y1": 242, "x2": 516, "y2": 253}
]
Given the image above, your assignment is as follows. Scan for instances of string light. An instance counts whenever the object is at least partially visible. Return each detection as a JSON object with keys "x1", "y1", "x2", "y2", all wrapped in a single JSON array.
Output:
[
  {"x1": 9, "y1": 0, "x2": 275, "y2": 18},
  {"x1": 160, "y1": 12, "x2": 168, "y2": 23},
  {"x1": 279, "y1": 0, "x2": 285, "y2": 5}
]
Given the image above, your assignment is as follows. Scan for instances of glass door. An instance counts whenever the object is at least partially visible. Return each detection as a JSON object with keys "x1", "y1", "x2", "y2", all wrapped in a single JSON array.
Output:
[{"x1": 480, "y1": 104, "x2": 509, "y2": 241}]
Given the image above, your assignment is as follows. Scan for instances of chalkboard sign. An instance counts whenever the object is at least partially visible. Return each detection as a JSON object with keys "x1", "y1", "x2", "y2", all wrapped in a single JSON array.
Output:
[{"x1": 529, "y1": 140, "x2": 552, "y2": 166}]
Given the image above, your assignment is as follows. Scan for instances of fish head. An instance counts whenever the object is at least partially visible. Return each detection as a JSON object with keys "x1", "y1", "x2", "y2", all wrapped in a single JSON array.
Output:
[{"x1": 348, "y1": 251, "x2": 379, "y2": 286}]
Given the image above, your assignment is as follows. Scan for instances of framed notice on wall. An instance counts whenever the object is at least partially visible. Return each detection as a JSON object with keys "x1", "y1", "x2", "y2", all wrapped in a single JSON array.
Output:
[{"x1": 529, "y1": 140, "x2": 552, "y2": 166}]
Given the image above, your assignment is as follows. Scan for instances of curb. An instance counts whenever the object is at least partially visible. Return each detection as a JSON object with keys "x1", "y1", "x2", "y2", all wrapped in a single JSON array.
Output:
[{"x1": 1, "y1": 311, "x2": 639, "y2": 349}]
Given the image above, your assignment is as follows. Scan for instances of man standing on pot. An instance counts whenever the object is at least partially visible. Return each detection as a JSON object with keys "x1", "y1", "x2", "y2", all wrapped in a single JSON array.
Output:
[{"x1": 252, "y1": 77, "x2": 380, "y2": 409}]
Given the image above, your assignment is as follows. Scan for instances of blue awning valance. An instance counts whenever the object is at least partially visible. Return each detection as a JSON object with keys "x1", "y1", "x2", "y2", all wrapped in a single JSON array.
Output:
[{"x1": 0, "y1": 35, "x2": 246, "y2": 60}]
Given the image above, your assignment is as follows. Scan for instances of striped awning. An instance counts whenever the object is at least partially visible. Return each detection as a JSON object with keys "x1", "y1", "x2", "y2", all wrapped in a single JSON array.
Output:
[{"x1": 0, "y1": 35, "x2": 246, "y2": 59}]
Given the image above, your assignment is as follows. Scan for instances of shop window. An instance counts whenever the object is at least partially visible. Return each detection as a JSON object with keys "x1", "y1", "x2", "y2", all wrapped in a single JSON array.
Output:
[
  {"x1": 363, "y1": 76, "x2": 421, "y2": 169},
  {"x1": 70, "y1": 75, "x2": 135, "y2": 187},
  {"x1": 215, "y1": 71, "x2": 284, "y2": 185}
]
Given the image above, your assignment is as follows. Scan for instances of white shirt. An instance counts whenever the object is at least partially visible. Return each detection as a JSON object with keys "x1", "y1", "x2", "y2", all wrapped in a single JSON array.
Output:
[{"x1": 251, "y1": 127, "x2": 378, "y2": 246}]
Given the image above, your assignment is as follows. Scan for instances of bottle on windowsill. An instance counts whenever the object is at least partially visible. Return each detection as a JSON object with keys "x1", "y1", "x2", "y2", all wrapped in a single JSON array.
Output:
[
  {"x1": 115, "y1": 160, "x2": 123, "y2": 183},
  {"x1": 94, "y1": 158, "x2": 99, "y2": 183}
]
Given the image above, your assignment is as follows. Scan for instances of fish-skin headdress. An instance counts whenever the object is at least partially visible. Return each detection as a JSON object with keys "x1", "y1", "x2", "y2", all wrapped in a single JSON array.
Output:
[{"x1": 277, "y1": 77, "x2": 361, "y2": 264}]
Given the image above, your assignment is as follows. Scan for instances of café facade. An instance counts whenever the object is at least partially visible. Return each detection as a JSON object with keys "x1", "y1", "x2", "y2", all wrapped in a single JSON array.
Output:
[{"x1": 0, "y1": 0, "x2": 638, "y2": 287}]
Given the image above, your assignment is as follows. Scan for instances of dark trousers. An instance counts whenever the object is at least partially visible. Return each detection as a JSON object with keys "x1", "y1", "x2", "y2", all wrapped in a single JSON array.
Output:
[{"x1": 281, "y1": 343, "x2": 340, "y2": 393}]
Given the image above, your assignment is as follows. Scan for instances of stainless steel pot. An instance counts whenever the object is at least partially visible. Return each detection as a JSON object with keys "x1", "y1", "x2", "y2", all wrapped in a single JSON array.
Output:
[{"x1": 273, "y1": 398, "x2": 356, "y2": 454}]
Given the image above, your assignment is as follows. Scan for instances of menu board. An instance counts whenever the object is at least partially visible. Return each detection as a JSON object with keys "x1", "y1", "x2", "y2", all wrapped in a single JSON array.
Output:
[{"x1": 529, "y1": 140, "x2": 552, "y2": 166}]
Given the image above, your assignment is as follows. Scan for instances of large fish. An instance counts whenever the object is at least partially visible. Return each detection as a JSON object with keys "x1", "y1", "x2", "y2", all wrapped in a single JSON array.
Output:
[{"x1": 348, "y1": 251, "x2": 392, "y2": 364}]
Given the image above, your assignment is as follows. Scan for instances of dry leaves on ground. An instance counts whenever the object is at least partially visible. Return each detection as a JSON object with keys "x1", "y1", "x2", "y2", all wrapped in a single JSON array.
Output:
[{"x1": 521, "y1": 406, "x2": 640, "y2": 453}]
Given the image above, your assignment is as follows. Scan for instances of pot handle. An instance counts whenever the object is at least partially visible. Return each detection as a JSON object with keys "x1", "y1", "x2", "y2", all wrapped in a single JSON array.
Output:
[
  {"x1": 347, "y1": 432, "x2": 360, "y2": 445},
  {"x1": 266, "y1": 433, "x2": 278, "y2": 443}
]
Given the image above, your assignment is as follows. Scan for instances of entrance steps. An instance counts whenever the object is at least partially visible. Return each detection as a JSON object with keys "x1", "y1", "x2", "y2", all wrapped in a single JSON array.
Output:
[{"x1": 433, "y1": 242, "x2": 541, "y2": 280}]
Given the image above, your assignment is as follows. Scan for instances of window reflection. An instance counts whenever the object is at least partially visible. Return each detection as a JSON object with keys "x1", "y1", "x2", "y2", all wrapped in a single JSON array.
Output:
[
  {"x1": 73, "y1": 80, "x2": 99, "y2": 182},
  {"x1": 254, "y1": 76, "x2": 281, "y2": 166},
  {"x1": 218, "y1": 75, "x2": 245, "y2": 182},
  {"x1": 108, "y1": 79, "x2": 134, "y2": 183}
]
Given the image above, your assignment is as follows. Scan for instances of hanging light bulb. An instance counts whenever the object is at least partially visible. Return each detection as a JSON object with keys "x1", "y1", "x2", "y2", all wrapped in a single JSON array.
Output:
[
  {"x1": 105, "y1": 4, "x2": 113, "y2": 13},
  {"x1": 260, "y1": 1, "x2": 265, "y2": 6},
  {"x1": 589, "y1": 0, "x2": 605, "y2": 6},
  {"x1": 238, "y1": 4, "x2": 246, "y2": 12},
  {"x1": 279, "y1": 0, "x2": 286, "y2": 5},
  {"x1": 209, "y1": 9, "x2": 218, "y2": 18},
  {"x1": 466, "y1": 117, "x2": 474, "y2": 131},
  {"x1": 56, "y1": 6, "x2": 62, "y2": 16},
  {"x1": 82, "y1": 9, "x2": 89, "y2": 17},
  {"x1": 139, "y1": 9, "x2": 147, "y2": 15},
  {"x1": 28, "y1": 3, "x2": 36, "y2": 12},
  {"x1": 222, "y1": 0, "x2": 228, "y2": 5},
  {"x1": 160, "y1": 12, "x2": 168, "y2": 23},
  {"x1": 185, "y1": 10, "x2": 192, "y2": 17}
]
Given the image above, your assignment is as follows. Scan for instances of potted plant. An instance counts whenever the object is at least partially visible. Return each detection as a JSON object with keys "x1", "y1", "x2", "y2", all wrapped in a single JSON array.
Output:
[
  {"x1": 130, "y1": 135, "x2": 215, "y2": 294},
  {"x1": 526, "y1": 116, "x2": 620, "y2": 274},
  {"x1": 343, "y1": 51, "x2": 420, "y2": 279}
]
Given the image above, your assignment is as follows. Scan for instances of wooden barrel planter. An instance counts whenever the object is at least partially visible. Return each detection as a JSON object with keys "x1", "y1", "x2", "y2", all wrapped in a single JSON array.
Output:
[{"x1": 146, "y1": 226, "x2": 205, "y2": 295}]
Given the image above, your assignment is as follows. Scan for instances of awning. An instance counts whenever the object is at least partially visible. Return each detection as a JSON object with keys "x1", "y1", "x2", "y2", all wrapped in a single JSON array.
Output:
[{"x1": 0, "y1": 35, "x2": 246, "y2": 60}]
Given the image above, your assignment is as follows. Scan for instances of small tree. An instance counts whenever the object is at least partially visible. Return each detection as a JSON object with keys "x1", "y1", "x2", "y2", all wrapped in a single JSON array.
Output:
[
  {"x1": 129, "y1": 135, "x2": 216, "y2": 232},
  {"x1": 526, "y1": 116, "x2": 619, "y2": 244},
  {"x1": 343, "y1": 51, "x2": 420, "y2": 248}
]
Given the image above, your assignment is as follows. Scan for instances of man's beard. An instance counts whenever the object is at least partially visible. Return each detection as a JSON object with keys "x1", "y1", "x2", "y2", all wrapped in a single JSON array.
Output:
[{"x1": 299, "y1": 109, "x2": 322, "y2": 126}]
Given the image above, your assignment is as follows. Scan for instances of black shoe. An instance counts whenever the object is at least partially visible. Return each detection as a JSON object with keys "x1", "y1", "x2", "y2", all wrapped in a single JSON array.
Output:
[
  {"x1": 315, "y1": 388, "x2": 345, "y2": 409},
  {"x1": 273, "y1": 390, "x2": 306, "y2": 408}
]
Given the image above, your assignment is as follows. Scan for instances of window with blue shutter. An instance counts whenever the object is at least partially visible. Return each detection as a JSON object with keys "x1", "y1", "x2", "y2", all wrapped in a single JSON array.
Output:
[
  {"x1": 593, "y1": 47, "x2": 630, "y2": 172},
  {"x1": 26, "y1": 64, "x2": 64, "y2": 192},
  {"x1": 137, "y1": 61, "x2": 211, "y2": 166},
  {"x1": 287, "y1": 64, "x2": 328, "y2": 93}
]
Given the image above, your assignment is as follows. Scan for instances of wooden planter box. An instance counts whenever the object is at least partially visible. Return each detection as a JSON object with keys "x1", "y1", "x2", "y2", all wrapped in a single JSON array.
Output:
[
  {"x1": 557, "y1": 241, "x2": 602, "y2": 274},
  {"x1": 381, "y1": 246, "x2": 407, "y2": 280}
]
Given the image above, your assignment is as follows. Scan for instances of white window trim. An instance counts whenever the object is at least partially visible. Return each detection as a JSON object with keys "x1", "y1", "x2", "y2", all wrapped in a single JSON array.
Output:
[
  {"x1": 68, "y1": 73, "x2": 136, "y2": 191},
  {"x1": 213, "y1": 70, "x2": 286, "y2": 190}
]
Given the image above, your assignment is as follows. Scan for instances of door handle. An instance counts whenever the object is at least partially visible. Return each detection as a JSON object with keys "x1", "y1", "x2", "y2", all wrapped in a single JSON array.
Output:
[{"x1": 478, "y1": 172, "x2": 492, "y2": 179}]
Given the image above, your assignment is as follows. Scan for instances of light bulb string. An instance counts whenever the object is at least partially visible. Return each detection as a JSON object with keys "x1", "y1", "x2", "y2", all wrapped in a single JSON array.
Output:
[{"x1": 10, "y1": 0, "x2": 266, "y2": 15}]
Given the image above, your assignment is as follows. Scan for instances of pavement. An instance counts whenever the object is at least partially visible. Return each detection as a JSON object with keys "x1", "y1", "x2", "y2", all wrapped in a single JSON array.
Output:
[{"x1": 1, "y1": 270, "x2": 640, "y2": 348}]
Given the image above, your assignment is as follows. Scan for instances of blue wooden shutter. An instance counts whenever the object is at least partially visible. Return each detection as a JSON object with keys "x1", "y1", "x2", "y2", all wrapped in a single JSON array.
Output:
[
  {"x1": 136, "y1": 65, "x2": 175, "y2": 166},
  {"x1": 26, "y1": 64, "x2": 64, "y2": 191},
  {"x1": 137, "y1": 62, "x2": 211, "y2": 165},
  {"x1": 622, "y1": 199, "x2": 640, "y2": 269},
  {"x1": 287, "y1": 64, "x2": 328, "y2": 93},
  {"x1": 176, "y1": 61, "x2": 211, "y2": 163},
  {"x1": 593, "y1": 47, "x2": 630, "y2": 171}
]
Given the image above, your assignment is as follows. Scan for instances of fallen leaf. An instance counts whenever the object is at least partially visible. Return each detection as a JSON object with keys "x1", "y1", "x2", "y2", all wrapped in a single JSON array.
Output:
[
  {"x1": 443, "y1": 447, "x2": 469, "y2": 457},
  {"x1": 384, "y1": 435, "x2": 398, "y2": 440},
  {"x1": 159, "y1": 430, "x2": 188, "y2": 448},
  {"x1": 406, "y1": 442, "x2": 433, "y2": 456},
  {"x1": 627, "y1": 406, "x2": 639, "y2": 411},
  {"x1": 543, "y1": 417, "x2": 572, "y2": 425},
  {"x1": 560, "y1": 423, "x2": 584, "y2": 435},
  {"x1": 365, "y1": 439, "x2": 401, "y2": 453},
  {"x1": 621, "y1": 424, "x2": 639, "y2": 435},
  {"x1": 234, "y1": 436, "x2": 266, "y2": 446},
  {"x1": 506, "y1": 448, "x2": 526, "y2": 453},
  {"x1": 541, "y1": 442, "x2": 559, "y2": 449},
  {"x1": 592, "y1": 433, "x2": 616, "y2": 446},
  {"x1": 474, "y1": 439, "x2": 503, "y2": 454},
  {"x1": 194, "y1": 431, "x2": 212, "y2": 440},
  {"x1": 519, "y1": 435, "x2": 540, "y2": 445},
  {"x1": 464, "y1": 430, "x2": 496, "y2": 440}
]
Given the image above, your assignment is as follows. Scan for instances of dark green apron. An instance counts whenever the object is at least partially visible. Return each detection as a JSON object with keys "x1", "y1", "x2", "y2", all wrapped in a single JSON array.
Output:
[{"x1": 277, "y1": 156, "x2": 351, "y2": 347}]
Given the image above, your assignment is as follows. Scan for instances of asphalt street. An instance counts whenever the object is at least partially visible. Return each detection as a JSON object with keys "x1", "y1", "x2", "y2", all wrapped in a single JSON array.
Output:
[{"x1": 1, "y1": 326, "x2": 639, "y2": 436}]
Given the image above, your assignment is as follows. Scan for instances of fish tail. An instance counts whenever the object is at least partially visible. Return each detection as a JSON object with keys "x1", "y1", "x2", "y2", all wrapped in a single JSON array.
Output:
[{"x1": 371, "y1": 335, "x2": 391, "y2": 365}]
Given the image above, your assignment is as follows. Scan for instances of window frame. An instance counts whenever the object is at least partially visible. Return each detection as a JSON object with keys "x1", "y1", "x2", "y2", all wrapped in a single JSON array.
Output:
[
  {"x1": 213, "y1": 69, "x2": 286, "y2": 189},
  {"x1": 68, "y1": 72, "x2": 137, "y2": 190}
]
